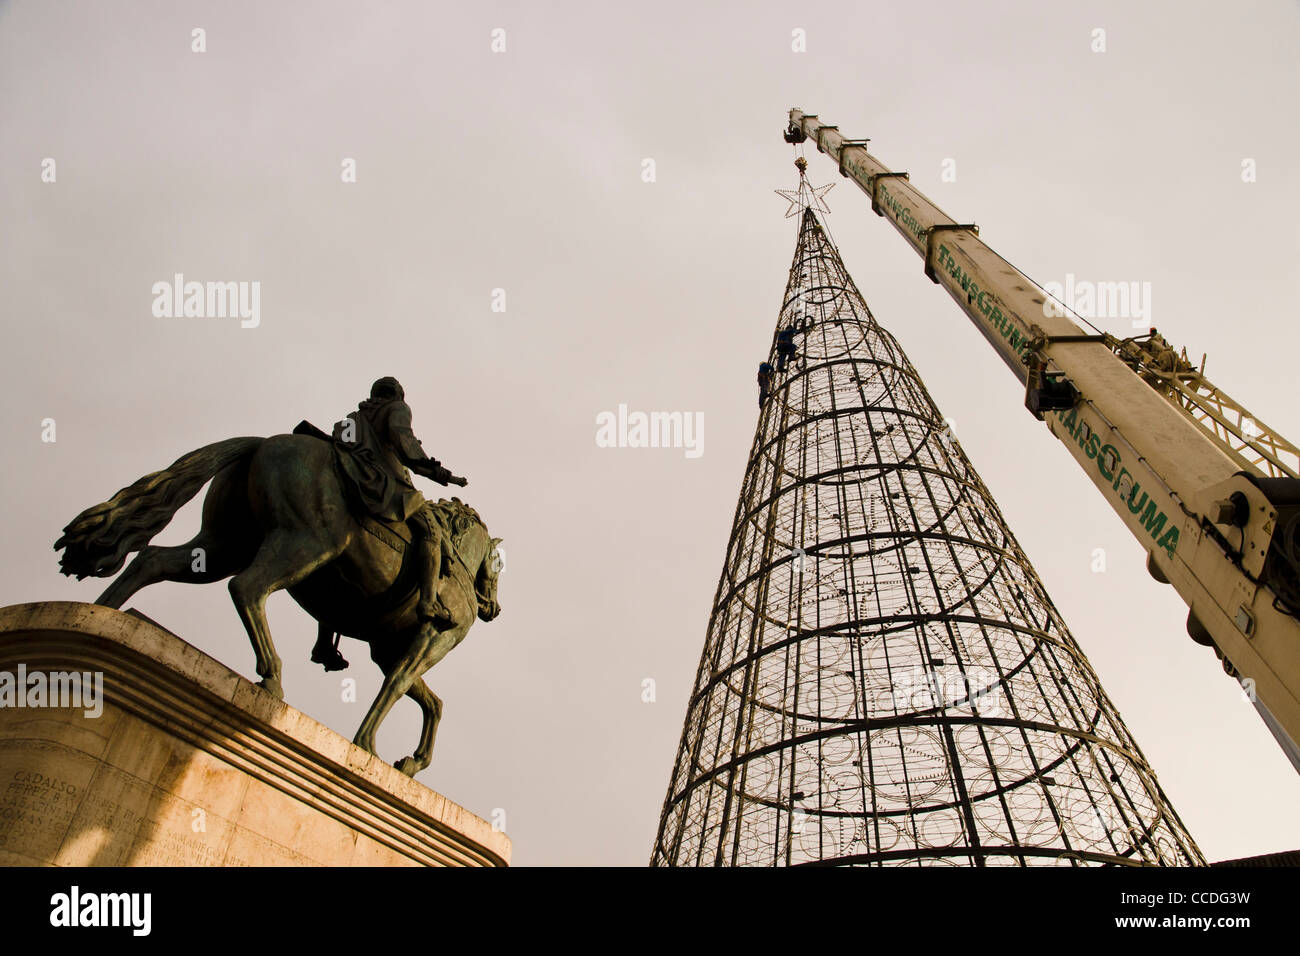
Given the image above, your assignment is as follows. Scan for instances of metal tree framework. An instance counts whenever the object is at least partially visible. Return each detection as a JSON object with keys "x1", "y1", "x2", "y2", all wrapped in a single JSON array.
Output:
[{"x1": 650, "y1": 172, "x2": 1204, "y2": 867}]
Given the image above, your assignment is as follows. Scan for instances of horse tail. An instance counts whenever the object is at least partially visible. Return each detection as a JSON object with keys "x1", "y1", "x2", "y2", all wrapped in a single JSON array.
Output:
[{"x1": 54, "y1": 436, "x2": 264, "y2": 579}]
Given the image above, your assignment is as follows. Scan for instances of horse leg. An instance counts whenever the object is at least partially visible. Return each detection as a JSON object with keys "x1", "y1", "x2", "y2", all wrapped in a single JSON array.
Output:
[
  {"x1": 393, "y1": 681, "x2": 443, "y2": 777},
  {"x1": 97, "y1": 530, "x2": 238, "y2": 608},
  {"x1": 229, "y1": 530, "x2": 344, "y2": 699},
  {"x1": 364, "y1": 640, "x2": 443, "y2": 775},
  {"x1": 353, "y1": 623, "x2": 460, "y2": 756}
]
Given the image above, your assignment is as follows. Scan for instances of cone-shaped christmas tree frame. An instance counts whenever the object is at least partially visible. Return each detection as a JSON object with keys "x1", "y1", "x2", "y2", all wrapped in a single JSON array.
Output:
[{"x1": 650, "y1": 180, "x2": 1203, "y2": 867}]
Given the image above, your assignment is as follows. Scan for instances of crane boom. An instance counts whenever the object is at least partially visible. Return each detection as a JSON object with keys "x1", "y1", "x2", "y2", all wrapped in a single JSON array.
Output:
[{"x1": 785, "y1": 108, "x2": 1300, "y2": 771}]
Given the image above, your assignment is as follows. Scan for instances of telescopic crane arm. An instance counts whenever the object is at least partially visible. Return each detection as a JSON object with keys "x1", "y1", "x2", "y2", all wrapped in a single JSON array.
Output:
[{"x1": 785, "y1": 108, "x2": 1300, "y2": 771}]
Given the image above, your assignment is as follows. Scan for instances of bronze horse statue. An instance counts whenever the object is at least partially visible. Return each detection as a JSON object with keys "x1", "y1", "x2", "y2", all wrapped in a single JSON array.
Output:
[{"x1": 53, "y1": 430, "x2": 502, "y2": 778}]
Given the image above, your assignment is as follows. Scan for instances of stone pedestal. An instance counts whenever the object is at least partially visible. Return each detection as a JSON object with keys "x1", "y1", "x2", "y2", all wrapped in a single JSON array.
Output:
[{"x1": 0, "y1": 602, "x2": 509, "y2": 867}]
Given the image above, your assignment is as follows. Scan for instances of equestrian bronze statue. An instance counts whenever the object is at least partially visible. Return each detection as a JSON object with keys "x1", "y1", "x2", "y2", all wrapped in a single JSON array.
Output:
[{"x1": 53, "y1": 377, "x2": 503, "y2": 778}]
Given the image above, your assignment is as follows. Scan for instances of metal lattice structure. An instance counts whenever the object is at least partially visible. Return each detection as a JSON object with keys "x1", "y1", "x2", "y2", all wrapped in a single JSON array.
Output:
[
  {"x1": 650, "y1": 179, "x2": 1204, "y2": 867},
  {"x1": 1105, "y1": 330, "x2": 1300, "y2": 480}
]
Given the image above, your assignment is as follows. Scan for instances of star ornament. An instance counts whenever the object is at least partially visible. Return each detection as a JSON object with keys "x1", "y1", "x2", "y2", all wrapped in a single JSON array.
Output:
[{"x1": 775, "y1": 180, "x2": 835, "y2": 218}]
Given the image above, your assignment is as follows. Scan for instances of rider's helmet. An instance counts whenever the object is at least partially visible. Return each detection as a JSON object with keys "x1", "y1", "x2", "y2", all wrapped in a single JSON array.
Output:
[{"x1": 370, "y1": 377, "x2": 404, "y2": 401}]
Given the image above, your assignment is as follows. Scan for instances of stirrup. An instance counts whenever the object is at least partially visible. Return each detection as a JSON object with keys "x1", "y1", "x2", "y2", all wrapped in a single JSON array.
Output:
[{"x1": 311, "y1": 644, "x2": 350, "y2": 672}]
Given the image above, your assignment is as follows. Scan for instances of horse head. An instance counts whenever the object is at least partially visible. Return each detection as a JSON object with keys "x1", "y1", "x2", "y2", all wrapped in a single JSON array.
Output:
[
  {"x1": 432, "y1": 497, "x2": 502, "y2": 623},
  {"x1": 476, "y1": 535, "x2": 504, "y2": 622}
]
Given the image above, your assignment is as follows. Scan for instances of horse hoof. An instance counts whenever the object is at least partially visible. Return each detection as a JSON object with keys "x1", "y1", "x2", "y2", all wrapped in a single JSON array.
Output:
[
  {"x1": 394, "y1": 757, "x2": 421, "y2": 778},
  {"x1": 257, "y1": 678, "x2": 284, "y2": 700}
]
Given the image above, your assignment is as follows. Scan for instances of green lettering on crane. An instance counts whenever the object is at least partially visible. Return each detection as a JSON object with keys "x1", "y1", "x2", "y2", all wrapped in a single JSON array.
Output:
[{"x1": 1044, "y1": 410, "x2": 1180, "y2": 558}]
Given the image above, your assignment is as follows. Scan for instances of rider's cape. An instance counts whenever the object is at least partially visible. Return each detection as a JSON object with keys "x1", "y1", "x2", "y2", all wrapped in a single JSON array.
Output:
[{"x1": 331, "y1": 398, "x2": 427, "y2": 523}]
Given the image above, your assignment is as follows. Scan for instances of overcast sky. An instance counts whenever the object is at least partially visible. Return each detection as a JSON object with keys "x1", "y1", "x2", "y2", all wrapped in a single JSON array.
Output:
[{"x1": 2, "y1": 0, "x2": 1298, "y2": 866}]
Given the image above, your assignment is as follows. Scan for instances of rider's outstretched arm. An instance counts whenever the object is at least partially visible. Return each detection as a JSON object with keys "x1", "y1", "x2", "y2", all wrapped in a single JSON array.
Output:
[{"x1": 390, "y1": 402, "x2": 468, "y2": 487}]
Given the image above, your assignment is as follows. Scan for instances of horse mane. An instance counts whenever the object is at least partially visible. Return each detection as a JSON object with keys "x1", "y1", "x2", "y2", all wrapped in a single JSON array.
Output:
[{"x1": 431, "y1": 496, "x2": 484, "y2": 542}]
